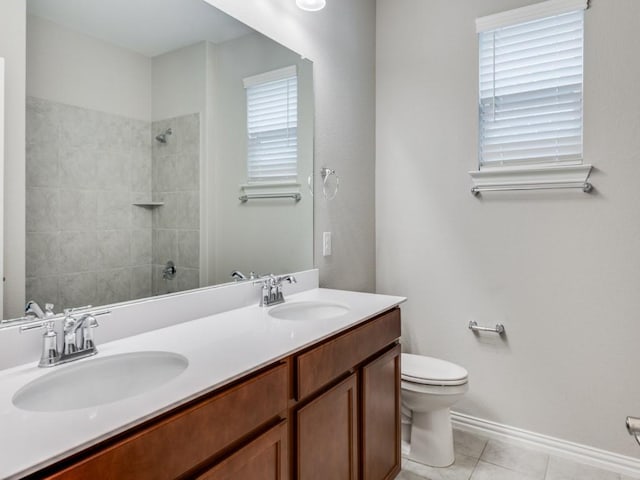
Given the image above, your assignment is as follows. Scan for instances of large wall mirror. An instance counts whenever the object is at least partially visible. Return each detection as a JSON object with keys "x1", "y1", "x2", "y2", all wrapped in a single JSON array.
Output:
[{"x1": 18, "y1": 0, "x2": 314, "y2": 319}]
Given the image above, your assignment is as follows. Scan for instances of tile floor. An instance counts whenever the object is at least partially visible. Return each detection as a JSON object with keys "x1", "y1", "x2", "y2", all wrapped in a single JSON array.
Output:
[{"x1": 398, "y1": 429, "x2": 638, "y2": 480}]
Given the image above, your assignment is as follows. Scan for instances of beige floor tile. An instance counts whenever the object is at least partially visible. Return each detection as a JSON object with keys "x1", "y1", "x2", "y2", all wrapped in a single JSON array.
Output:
[
  {"x1": 453, "y1": 429, "x2": 489, "y2": 459},
  {"x1": 545, "y1": 456, "x2": 620, "y2": 480},
  {"x1": 480, "y1": 439, "x2": 548, "y2": 479},
  {"x1": 470, "y1": 460, "x2": 541, "y2": 480},
  {"x1": 402, "y1": 453, "x2": 478, "y2": 480}
]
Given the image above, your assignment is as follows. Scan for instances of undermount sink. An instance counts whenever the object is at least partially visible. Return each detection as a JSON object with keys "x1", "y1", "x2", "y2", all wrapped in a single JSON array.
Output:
[
  {"x1": 13, "y1": 351, "x2": 188, "y2": 412},
  {"x1": 268, "y1": 301, "x2": 350, "y2": 321}
]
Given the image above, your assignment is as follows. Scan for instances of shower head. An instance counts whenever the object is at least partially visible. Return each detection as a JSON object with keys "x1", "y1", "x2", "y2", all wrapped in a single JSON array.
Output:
[{"x1": 155, "y1": 128, "x2": 172, "y2": 143}]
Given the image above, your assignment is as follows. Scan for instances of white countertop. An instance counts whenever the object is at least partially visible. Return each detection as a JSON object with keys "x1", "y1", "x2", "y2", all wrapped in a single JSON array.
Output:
[{"x1": 0, "y1": 288, "x2": 405, "y2": 479}]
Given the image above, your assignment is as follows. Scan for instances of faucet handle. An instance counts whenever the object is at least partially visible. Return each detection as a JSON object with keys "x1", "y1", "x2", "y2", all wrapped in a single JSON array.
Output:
[
  {"x1": 44, "y1": 303, "x2": 56, "y2": 317},
  {"x1": 19, "y1": 321, "x2": 60, "y2": 367}
]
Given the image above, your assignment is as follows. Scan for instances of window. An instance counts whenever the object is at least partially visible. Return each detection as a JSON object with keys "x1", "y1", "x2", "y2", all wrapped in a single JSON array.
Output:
[
  {"x1": 477, "y1": 0, "x2": 587, "y2": 168},
  {"x1": 243, "y1": 66, "x2": 298, "y2": 183}
]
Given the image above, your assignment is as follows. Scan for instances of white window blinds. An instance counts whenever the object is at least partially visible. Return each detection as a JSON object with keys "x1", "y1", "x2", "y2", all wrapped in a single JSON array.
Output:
[
  {"x1": 478, "y1": 3, "x2": 585, "y2": 167},
  {"x1": 244, "y1": 66, "x2": 298, "y2": 183}
]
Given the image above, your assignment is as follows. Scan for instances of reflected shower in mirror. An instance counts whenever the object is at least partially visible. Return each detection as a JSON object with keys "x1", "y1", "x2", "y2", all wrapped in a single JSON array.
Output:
[{"x1": 18, "y1": 0, "x2": 314, "y2": 320}]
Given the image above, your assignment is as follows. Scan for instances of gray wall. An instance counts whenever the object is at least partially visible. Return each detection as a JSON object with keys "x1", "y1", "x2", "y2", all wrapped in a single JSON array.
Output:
[
  {"x1": 207, "y1": 0, "x2": 377, "y2": 292},
  {"x1": 208, "y1": 32, "x2": 313, "y2": 285},
  {"x1": 377, "y1": 0, "x2": 640, "y2": 457}
]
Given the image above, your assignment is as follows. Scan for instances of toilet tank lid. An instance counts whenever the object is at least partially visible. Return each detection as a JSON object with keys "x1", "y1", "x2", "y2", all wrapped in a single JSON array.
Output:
[{"x1": 401, "y1": 353, "x2": 468, "y2": 384}]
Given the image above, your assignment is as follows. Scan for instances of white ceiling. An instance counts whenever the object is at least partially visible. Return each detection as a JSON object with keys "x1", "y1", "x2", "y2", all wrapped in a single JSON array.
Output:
[{"x1": 27, "y1": 0, "x2": 255, "y2": 57}]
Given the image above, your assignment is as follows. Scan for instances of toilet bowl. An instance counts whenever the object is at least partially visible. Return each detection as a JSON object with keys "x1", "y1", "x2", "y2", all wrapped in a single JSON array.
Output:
[{"x1": 401, "y1": 353, "x2": 468, "y2": 467}]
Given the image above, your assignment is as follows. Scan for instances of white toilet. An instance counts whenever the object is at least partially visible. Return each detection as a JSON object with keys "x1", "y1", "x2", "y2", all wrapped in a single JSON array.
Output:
[{"x1": 401, "y1": 353, "x2": 469, "y2": 467}]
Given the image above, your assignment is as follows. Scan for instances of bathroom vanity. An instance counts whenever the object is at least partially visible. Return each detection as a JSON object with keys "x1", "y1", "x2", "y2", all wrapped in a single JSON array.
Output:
[{"x1": 0, "y1": 286, "x2": 404, "y2": 480}]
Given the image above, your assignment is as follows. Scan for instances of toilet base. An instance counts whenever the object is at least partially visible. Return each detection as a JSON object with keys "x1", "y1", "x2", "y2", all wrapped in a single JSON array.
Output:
[{"x1": 407, "y1": 407, "x2": 455, "y2": 467}]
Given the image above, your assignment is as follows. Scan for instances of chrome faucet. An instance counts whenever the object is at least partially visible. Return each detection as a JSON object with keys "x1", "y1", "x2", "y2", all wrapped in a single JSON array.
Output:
[
  {"x1": 231, "y1": 270, "x2": 258, "y2": 282},
  {"x1": 25, "y1": 300, "x2": 56, "y2": 320},
  {"x1": 255, "y1": 274, "x2": 297, "y2": 307},
  {"x1": 20, "y1": 308, "x2": 110, "y2": 367}
]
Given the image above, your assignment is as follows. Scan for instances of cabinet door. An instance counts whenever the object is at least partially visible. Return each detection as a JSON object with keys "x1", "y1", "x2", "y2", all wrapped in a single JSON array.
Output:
[
  {"x1": 196, "y1": 421, "x2": 288, "y2": 480},
  {"x1": 361, "y1": 344, "x2": 401, "y2": 480},
  {"x1": 297, "y1": 374, "x2": 358, "y2": 480}
]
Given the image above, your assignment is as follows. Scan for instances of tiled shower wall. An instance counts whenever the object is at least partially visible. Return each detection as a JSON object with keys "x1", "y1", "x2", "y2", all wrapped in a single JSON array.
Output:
[
  {"x1": 151, "y1": 114, "x2": 200, "y2": 296},
  {"x1": 25, "y1": 97, "x2": 153, "y2": 310},
  {"x1": 25, "y1": 98, "x2": 200, "y2": 310}
]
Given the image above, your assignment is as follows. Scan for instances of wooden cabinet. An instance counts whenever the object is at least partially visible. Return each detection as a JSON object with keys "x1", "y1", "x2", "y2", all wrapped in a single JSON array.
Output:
[
  {"x1": 294, "y1": 308, "x2": 401, "y2": 480},
  {"x1": 362, "y1": 344, "x2": 401, "y2": 480},
  {"x1": 196, "y1": 421, "x2": 288, "y2": 480},
  {"x1": 297, "y1": 374, "x2": 358, "y2": 480},
  {"x1": 32, "y1": 307, "x2": 401, "y2": 480},
  {"x1": 38, "y1": 363, "x2": 288, "y2": 480}
]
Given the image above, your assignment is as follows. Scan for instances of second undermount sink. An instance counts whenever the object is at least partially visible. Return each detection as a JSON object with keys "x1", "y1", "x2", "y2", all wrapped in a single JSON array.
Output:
[
  {"x1": 13, "y1": 351, "x2": 188, "y2": 412},
  {"x1": 268, "y1": 301, "x2": 350, "y2": 321}
]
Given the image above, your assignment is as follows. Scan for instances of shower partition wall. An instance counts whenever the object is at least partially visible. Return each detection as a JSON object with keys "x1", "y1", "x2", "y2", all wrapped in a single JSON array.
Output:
[{"x1": 25, "y1": 98, "x2": 200, "y2": 309}]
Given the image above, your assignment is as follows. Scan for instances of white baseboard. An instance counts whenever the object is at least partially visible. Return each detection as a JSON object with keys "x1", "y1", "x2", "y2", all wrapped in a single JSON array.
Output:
[{"x1": 451, "y1": 411, "x2": 640, "y2": 478}]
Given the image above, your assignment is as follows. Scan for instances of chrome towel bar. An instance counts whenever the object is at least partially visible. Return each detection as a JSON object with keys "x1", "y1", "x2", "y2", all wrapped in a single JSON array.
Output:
[
  {"x1": 471, "y1": 181, "x2": 593, "y2": 196},
  {"x1": 468, "y1": 321, "x2": 505, "y2": 335},
  {"x1": 239, "y1": 192, "x2": 301, "y2": 203}
]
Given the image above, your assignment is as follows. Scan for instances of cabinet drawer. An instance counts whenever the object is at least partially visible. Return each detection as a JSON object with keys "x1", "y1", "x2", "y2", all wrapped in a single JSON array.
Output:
[
  {"x1": 296, "y1": 308, "x2": 400, "y2": 399},
  {"x1": 45, "y1": 363, "x2": 288, "y2": 480},
  {"x1": 196, "y1": 421, "x2": 288, "y2": 480}
]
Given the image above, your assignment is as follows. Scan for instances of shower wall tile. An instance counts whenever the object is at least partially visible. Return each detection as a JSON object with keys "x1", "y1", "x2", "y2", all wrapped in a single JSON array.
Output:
[
  {"x1": 131, "y1": 229, "x2": 152, "y2": 266},
  {"x1": 176, "y1": 191, "x2": 200, "y2": 230},
  {"x1": 176, "y1": 152, "x2": 199, "y2": 191},
  {"x1": 96, "y1": 150, "x2": 131, "y2": 191},
  {"x1": 59, "y1": 272, "x2": 98, "y2": 310},
  {"x1": 59, "y1": 189, "x2": 98, "y2": 231},
  {"x1": 26, "y1": 142, "x2": 59, "y2": 188},
  {"x1": 178, "y1": 230, "x2": 199, "y2": 269},
  {"x1": 152, "y1": 192, "x2": 178, "y2": 229},
  {"x1": 59, "y1": 145, "x2": 99, "y2": 188},
  {"x1": 152, "y1": 113, "x2": 200, "y2": 295},
  {"x1": 97, "y1": 192, "x2": 131, "y2": 230},
  {"x1": 26, "y1": 275, "x2": 60, "y2": 310},
  {"x1": 26, "y1": 97, "x2": 59, "y2": 145},
  {"x1": 96, "y1": 268, "x2": 132, "y2": 306},
  {"x1": 98, "y1": 230, "x2": 131, "y2": 269},
  {"x1": 177, "y1": 268, "x2": 200, "y2": 292},
  {"x1": 26, "y1": 187, "x2": 59, "y2": 233},
  {"x1": 152, "y1": 229, "x2": 177, "y2": 266},
  {"x1": 131, "y1": 265, "x2": 153, "y2": 300},
  {"x1": 26, "y1": 99, "x2": 201, "y2": 309},
  {"x1": 131, "y1": 147, "x2": 152, "y2": 192},
  {"x1": 153, "y1": 155, "x2": 178, "y2": 192},
  {"x1": 26, "y1": 232, "x2": 60, "y2": 278},
  {"x1": 59, "y1": 230, "x2": 97, "y2": 274}
]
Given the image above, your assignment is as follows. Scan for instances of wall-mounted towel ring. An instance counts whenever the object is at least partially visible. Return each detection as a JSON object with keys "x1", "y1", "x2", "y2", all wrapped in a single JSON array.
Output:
[
  {"x1": 320, "y1": 167, "x2": 339, "y2": 201},
  {"x1": 307, "y1": 167, "x2": 340, "y2": 201}
]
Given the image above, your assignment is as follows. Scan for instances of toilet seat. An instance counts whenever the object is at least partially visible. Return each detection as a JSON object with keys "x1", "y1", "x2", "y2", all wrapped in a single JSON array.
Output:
[{"x1": 402, "y1": 353, "x2": 468, "y2": 386}]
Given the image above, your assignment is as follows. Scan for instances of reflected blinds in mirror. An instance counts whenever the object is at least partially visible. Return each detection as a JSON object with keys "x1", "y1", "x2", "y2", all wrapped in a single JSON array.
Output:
[{"x1": 244, "y1": 66, "x2": 298, "y2": 183}]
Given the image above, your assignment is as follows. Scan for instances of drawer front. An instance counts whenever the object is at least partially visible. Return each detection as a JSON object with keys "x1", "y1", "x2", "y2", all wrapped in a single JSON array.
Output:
[
  {"x1": 45, "y1": 363, "x2": 288, "y2": 480},
  {"x1": 296, "y1": 308, "x2": 400, "y2": 400},
  {"x1": 196, "y1": 421, "x2": 288, "y2": 480}
]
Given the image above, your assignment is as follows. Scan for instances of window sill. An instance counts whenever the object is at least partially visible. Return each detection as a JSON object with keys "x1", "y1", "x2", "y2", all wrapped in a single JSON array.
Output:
[{"x1": 468, "y1": 164, "x2": 593, "y2": 194}]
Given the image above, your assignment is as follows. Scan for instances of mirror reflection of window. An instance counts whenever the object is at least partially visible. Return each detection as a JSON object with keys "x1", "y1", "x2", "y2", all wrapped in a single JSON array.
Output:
[{"x1": 244, "y1": 66, "x2": 298, "y2": 184}]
